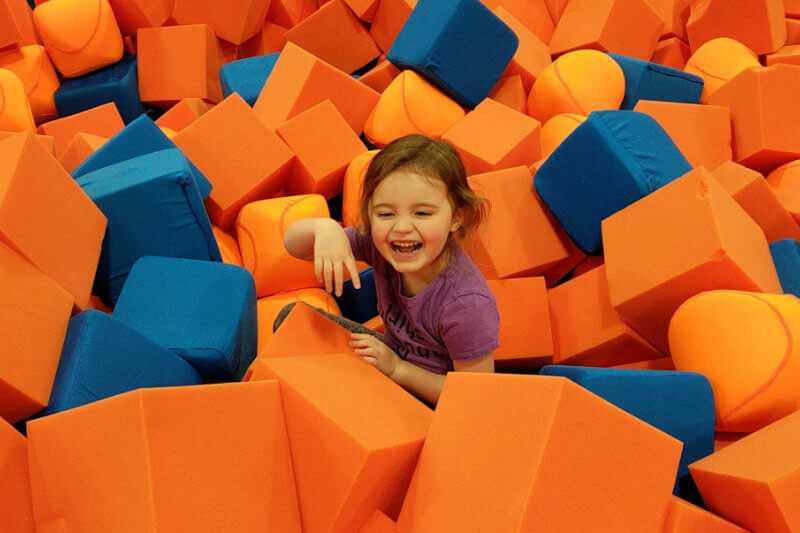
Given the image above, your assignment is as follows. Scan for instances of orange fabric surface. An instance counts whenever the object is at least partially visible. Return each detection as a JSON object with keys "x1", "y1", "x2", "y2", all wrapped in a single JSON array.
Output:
[
  {"x1": 342, "y1": 149, "x2": 378, "y2": 228},
  {"x1": 0, "y1": 130, "x2": 53, "y2": 153},
  {"x1": 369, "y1": 0, "x2": 415, "y2": 53},
  {"x1": 212, "y1": 225, "x2": 243, "y2": 266},
  {"x1": 540, "y1": 112, "x2": 585, "y2": 158},
  {"x1": 0, "y1": 68, "x2": 34, "y2": 131},
  {"x1": 57, "y1": 132, "x2": 107, "y2": 173},
  {"x1": 106, "y1": 0, "x2": 172, "y2": 36},
  {"x1": 602, "y1": 167, "x2": 782, "y2": 354},
  {"x1": 0, "y1": 0, "x2": 23, "y2": 49},
  {"x1": 494, "y1": 6, "x2": 551, "y2": 92},
  {"x1": 686, "y1": 0, "x2": 787, "y2": 55},
  {"x1": 662, "y1": 496, "x2": 749, "y2": 532},
  {"x1": 239, "y1": 22, "x2": 288, "y2": 58},
  {"x1": 651, "y1": 36, "x2": 691, "y2": 69},
  {"x1": 0, "y1": 45, "x2": 59, "y2": 122},
  {"x1": 787, "y1": 17, "x2": 800, "y2": 45},
  {"x1": 683, "y1": 37, "x2": 760, "y2": 103},
  {"x1": 766, "y1": 44, "x2": 800, "y2": 66},
  {"x1": 488, "y1": 74, "x2": 527, "y2": 113},
  {"x1": 173, "y1": 93, "x2": 295, "y2": 230},
  {"x1": 483, "y1": 0, "x2": 553, "y2": 43},
  {"x1": 359, "y1": 510, "x2": 399, "y2": 533},
  {"x1": 266, "y1": 0, "x2": 317, "y2": 28},
  {"x1": 155, "y1": 97, "x2": 213, "y2": 132},
  {"x1": 36, "y1": 101, "x2": 123, "y2": 157},
  {"x1": 172, "y1": 0, "x2": 270, "y2": 45},
  {"x1": 358, "y1": 59, "x2": 400, "y2": 94},
  {"x1": 0, "y1": 418, "x2": 35, "y2": 532},
  {"x1": 767, "y1": 160, "x2": 800, "y2": 225},
  {"x1": 612, "y1": 357, "x2": 675, "y2": 370},
  {"x1": 256, "y1": 290, "x2": 342, "y2": 355},
  {"x1": 343, "y1": 0, "x2": 380, "y2": 22},
  {"x1": 643, "y1": 0, "x2": 690, "y2": 41}
]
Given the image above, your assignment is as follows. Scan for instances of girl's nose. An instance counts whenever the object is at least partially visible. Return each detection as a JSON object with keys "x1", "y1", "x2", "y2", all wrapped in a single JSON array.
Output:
[{"x1": 392, "y1": 217, "x2": 414, "y2": 232}]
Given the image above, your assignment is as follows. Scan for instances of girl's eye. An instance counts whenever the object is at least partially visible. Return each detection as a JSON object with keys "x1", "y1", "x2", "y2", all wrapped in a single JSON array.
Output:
[
  {"x1": 376, "y1": 212, "x2": 394, "y2": 218},
  {"x1": 416, "y1": 212, "x2": 433, "y2": 217}
]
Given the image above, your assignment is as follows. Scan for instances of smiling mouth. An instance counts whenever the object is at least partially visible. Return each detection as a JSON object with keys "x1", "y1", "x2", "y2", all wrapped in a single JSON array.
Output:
[{"x1": 391, "y1": 242, "x2": 423, "y2": 253}]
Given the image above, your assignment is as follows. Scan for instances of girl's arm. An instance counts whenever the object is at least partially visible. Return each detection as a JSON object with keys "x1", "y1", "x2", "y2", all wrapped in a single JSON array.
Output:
[{"x1": 392, "y1": 354, "x2": 494, "y2": 405}]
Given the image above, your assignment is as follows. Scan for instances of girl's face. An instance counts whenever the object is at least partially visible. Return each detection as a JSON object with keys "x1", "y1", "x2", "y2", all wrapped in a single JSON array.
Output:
[{"x1": 369, "y1": 170, "x2": 461, "y2": 285}]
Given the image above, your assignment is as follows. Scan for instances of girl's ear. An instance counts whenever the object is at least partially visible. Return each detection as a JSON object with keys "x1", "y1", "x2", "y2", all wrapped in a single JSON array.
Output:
[{"x1": 450, "y1": 210, "x2": 464, "y2": 233}]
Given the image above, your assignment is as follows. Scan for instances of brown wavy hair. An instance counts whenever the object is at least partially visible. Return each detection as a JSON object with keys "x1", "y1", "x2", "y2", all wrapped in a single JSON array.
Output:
[{"x1": 358, "y1": 134, "x2": 488, "y2": 245}]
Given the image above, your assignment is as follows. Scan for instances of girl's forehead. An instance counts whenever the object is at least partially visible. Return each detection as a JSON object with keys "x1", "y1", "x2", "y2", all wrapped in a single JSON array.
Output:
[{"x1": 373, "y1": 170, "x2": 448, "y2": 199}]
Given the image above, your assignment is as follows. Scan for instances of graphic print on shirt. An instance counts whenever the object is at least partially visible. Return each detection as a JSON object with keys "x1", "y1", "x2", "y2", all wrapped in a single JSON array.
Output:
[{"x1": 383, "y1": 301, "x2": 447, "y2": 362}]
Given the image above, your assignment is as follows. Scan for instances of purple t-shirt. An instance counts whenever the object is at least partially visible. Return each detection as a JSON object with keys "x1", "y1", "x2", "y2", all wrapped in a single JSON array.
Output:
[{"x1": 346, "y1": 227, "x2": 500, "y2": 375}]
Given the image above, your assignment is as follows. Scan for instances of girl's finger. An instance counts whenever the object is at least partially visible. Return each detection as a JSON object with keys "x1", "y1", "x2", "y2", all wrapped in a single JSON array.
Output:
[
  {"x1": 362, "y1": 356, "x2": 377, "y2": 365},
  {"x1": 334, "y1": 260, "x2": 344, "y2": 297},
  {"x1": 354, "y1": 347, "x2": 375, "y2": 356},
  {"x1": 323, "y1": 257, "x2": 333, "y2": 293},
  {"x1": 314, "y1": 255, "x2": 323, "y2": 284},
  {"x1": 345, "y1": 256, "x2": 361, "y2": 290}
]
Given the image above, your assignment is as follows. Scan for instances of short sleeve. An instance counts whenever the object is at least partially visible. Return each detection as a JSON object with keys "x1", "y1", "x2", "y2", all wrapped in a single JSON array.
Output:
[
  {"x1": 344, "y1": 226, "x2": 376, "y2": 265},
  {"x1": 439, "y1": 292, "x2": 500, "y2": 361}
]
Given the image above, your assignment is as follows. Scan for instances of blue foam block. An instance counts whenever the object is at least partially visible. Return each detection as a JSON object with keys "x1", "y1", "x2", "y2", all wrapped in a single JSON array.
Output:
[
  {"x1": 220, "y1": 53, "x2": 279, "y2": 106},
  {"x1": 334, "y1": 267, "x2": 378, "y2": 323},
  {"x1": 609, "y1": 53, "x2": 704, "y2": 110},
  {"x1": 71, "y1": 114, "x2": 212, "y2": 198},
  {"x1": 535, "y1": 110, "x2": 691, "y2": 254},
  {"x1": 54, "y1": 54, "x2": 146, "y2": 124},
  {"x1": 77, "y1": 149, "x2": 221, "y2": 305},
  {"x1": 539, "y1": 364, "x2": 715, "y2": 496},
  {"x1": 387, "y1": 0, "x2": 518, "y2": 108},
  {"x1": 114, "y1": 256, "x2": 257, "y2": 382},
  {"x1": 40, "y1": 310, "x2": 203, "y2": 417},
  {"x1": 770, "y1": 239, "x2": 800, "y2": 296}
]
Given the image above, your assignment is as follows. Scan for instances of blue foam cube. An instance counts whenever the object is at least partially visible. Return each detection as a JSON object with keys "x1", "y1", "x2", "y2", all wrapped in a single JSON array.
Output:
[
  {"x1": 387, "y1": 0, "x2": 518, "y2": 108},
  {"x1": 334, "y1": 267, "x2": 378, "y2": 323},
  {"x1": 114, "y1": 256, "x2": 257, "y2": 382},
  {"x1": 220, "y1": 53, "x2": 279, "y2": 106},
  {"x1": 55, "y1": 54, "x2": 146, "y2": 124},
  {"x1": 535, "y1": 110, "x2": 691, "y2": 254},
  {"x1": 770, "y1": 239, "x2": 800, "y2": 296},
  {"x1": 609, "y1": 53, "x2": 704, "y2": 110},
  {"x1": 72, "y1": 114, "x2": 212, "y2": 198},
  {"x1": 77, "y1": 149, "x2": 221, "y2": 305},
  {"x1": 40, "y1": 310, "x2": 203, "y2": 417}
]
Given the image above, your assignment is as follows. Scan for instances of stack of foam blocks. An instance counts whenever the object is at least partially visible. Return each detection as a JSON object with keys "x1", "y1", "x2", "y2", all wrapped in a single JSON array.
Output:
[{"x1": 1, "y1": 0, "x2": 800, "y2": 531}]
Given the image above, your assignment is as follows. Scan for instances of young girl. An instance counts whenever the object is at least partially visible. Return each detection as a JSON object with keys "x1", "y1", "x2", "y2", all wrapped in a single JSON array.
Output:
[{"x1": 279, "y1": 134, "x2": 499, "y2": 404}]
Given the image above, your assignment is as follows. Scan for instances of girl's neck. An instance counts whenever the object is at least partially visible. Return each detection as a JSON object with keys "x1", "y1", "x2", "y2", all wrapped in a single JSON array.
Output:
[{"x1": 400, "y1": 246, "x2": 454, "y2": 297}]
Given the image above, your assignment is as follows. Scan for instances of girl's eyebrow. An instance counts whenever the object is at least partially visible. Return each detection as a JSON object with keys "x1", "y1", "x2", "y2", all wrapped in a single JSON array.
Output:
[{"x1": 372, "y1": 202, "x2": 440, "y2": 209}]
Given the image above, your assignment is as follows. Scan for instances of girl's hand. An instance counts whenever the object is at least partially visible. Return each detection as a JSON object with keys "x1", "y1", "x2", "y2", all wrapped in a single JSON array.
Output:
[
  {"x1": 313, "y1": 220, "x2": 361, "y2": 297},
  {"x1": 350, "y1": 333, "x2": 400, "y2": 378}
]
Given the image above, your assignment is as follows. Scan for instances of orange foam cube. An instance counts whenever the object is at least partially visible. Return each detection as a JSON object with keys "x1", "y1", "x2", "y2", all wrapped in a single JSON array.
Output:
[
  {"x1": 235, "y1": 195, "x2": 328, "y2": 297},
  {"x1": 0, "y1": 0, "x2": 23, "y2": 49},
  {"x1": 172, "y1": 0, "x2": 270, "y2": 45},
  {"x1": 612, "y1": 357, "x2": 675, "y2": 370},
  {"x1": 277, "y1": 99, "x2": 367, "y2": 199},
  {"x1": 651, "y1": 36, "x2": 691, "y2": 69},
  {"x1": 239, "y1": 22, "x2": 288, "y2": 58},
  {"x1": 342, "y1": 149, "x2": 378, "y2": 228},
  {"x1": 0, "y1": 68, "x2": 34, "y2": 131},
  {"x1": 0, "y1": 240, "x2": 72, "y2": 423},
  {"x1": 494, "y1": 6, "x2": 551, "y2": 92},
  {"x1": 544, "y1": 0, "x2": 570, "y2": 25},
  {"x1": 363, "y1": 314, "x2": 384, "y2": 331},
  {"x1": 690, "y1": 410, "x2": 800, "y2": 532},
  {"x1": 258, "y1": 301, "x2": 351, "y2": 359},
  {"x1": 483, "y1": 0, "x2": 554, "y2": 43},
  {"x1": 633, "y1": 99, "x2": 731, "y2": 170},
  {"x1": 488, "y1": 74, "x2": 527, "y2": 114},
  {"x1": 36, "y1": 101, "x2": 123, "y2": 157},
  {"x1": 708, "y1": 65, "x2": 800, "y2": 173},
  {"x1": 712, "y1": 160, "x2": 800, "y2": 243},
  {"x1": 0, "y1": 418, "x2": 35, "y2": 532},
  {"x1": 0, "y1": 132, "x2": 106, "y2": 311},
  {"x1": 257, "y1": 289, "x2": 341, "y2": 355},
  {"x1": 549, "y1": 0, "x2": 664, "y2": 60},
  {"x1": 27, "y1": 382, "x2": 302, "y2": 533},
  {"x1": 358, "y1": 59, "x2": 400, "y2": 93},
  {"x1": 0, "y1": 45, "x2": 59, "y2": 122},
  {"x1": 32, "y1": 0, "x2": 123, "y2": 78},
  {"x1": 254, "y1": 42, "x2": 380, "y2": 134},
  {"x1": 766, "y1": 44, "x2": 800, "y2": 66},
  {"x1": 211, "y1": 225, "x2": 243, "y2": 266},
  {"x1": 137, "y1": 24, "x2": 223, "y2": 108},
  {"x1": 686, "y1": 0, "x2": 786, "y2": 55},
  {"x1": 787, "y1": 17, "x2": 800, "y2": 45},
  {"x1": 173, "y1": 93, "x2": 296, "y2": 229},
  {"x1": 643, "y1": 0, "x2": 690, "y2": 41},
  {"x1": 602, "y1": 167, "x2": 782, "y2": 353},
  {"x1": 442, "y1": 98, "x2": 541, "y2": 175},
  {"x1": 487, "y1": 277, "x2": 554, "y2": 369},
  {"x1": 155, "y1": 97, "x2": 213, "y2": 132},
  {"x1": 57, "y1": 132, "x2": 107, "y2": 173},
  {"x1": 542, "y1": 223, "x2": 587, "y2": 287},
  {"x1": 465, "y1": 166, "x2": 568, "y2": 279},
  {"x1": 7, "y1": 0, "x2": 37, "y2": 47},
  {"x1": 266, "y1": 0, "x2": 317, "y2": 28},
  {"x1": 662, "y1": 496, "x2": 749, "y2": 533},
  {"x1": 106, "y1": 0, "x2": 172, "y2": 36},
  {"x1": 343, "y1": 0, "x2": 380, "y2": 22},
  {"x1": 767, "y1": 160, "x2": 800, "y2": 224},
  {"x1": 397, "y1": 373, "x2": 682, "y2": 532},
  {"x1": 571, "y1": 253, "x2": 604, "y2": 277},
  {"x1": 548, "y1": 265, "x2": 664, "y2": 366},
  {"x1": 369, "y1": 0, "x2": 415, "y2": 53},
  {"x1": 359, "y1": 510, "x2": 399, "y2": 533},
  {"x1": 714, "y1": 432, "x2": 747, "y2": 451},
  {"x1": 0, "y1": 130, "x2": 54, "y2": 154},
  {"x1": 286, "y1": 0, "x2": 380, "y2": 74}
]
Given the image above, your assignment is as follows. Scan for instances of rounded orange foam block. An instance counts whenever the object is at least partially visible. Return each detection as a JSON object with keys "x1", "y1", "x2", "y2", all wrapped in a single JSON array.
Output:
[
  {"x1": 342, "y1": 149, "x2": 379, "y2": 228},
  {"x1": 526, "y1": 49, "x2": 625, "y2": 123},
  {"x1": 540, "y1": 113, "x2": 585, "y2": 158},
  {"x1": 669, "y1": 290, "x2": 800, "y2": 432},
  {"x1": 0, "y1": 45, "x2": 60, "y2": 122},
  {"x1": 684, "y1": 37, "x2": 760, "y2": 102},
  {"x1": 767, "y1": 160, "x2": 800, "y2": 225},
  {"x1": 0, "y1": 68, "x2": 34, "y2": 131}
]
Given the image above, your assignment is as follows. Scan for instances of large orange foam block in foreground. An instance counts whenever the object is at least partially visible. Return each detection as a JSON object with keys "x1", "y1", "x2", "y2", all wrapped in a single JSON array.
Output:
[
  {"x1": 256, "y1": 290, "x2": 341, "y2": 355},
  {"x1": 602, "y1": 167, "x2": 782, "y2": 354},
  {"x1": 397, "y1": 373, "x2": 682, "y2": 533},
  {"x1": 27, "y1": 382, "x2": 302, "y2": 533},
  {"x1": 254, "y1": 353, "x2": 433, "y2": 533},
  {"x1": 0, "y1": 418, "x2": 35, "y2": 533}
]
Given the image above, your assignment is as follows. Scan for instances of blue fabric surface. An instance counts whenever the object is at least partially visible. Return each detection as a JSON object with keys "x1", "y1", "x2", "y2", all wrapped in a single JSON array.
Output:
[
  {"x1": 40, "y1": 310, "x2": 203, "y2": 417},
  {"x1": 220, "y1": 53, "x2": 279, "y2": 106},
  {"x1": 535, "y1": 110, "x2": 691, "y2": 254},
  {"x1": 609, "y1": 53, "x2": 704, "y2": 109},
  {"x1": 539, "y1": 364, "x2": 715, "y2": 497},
  {"x1": 114, "y1": 256, "x2": 257, "y2": 382},
  {"x1": 77, "y1": 149, "x2": 221, "y2": 305},
  {"x1": 55, "y1": 54, "x2": 146, "y2": 123},
  {"x1": 71, "y1": 114, "x2": 212, "y2": 198},
  {"x1": 387, "y1": 0, "x2": 517, "y2": 108},
  {"x1": 770, "y1": 239, "x2": 800, "y2": 296},
  {"x1": 334, "y1": 267, "x2": 378, "y2": 323}
]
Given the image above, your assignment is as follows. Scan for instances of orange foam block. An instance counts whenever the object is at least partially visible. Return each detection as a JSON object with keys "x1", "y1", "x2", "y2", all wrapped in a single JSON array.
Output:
[
  {"x1": 363, "y1": 314, "x2": 384, "y2": 331},
  {"x1": 788, "y1": 18, "x2": 800, "y2": 45},
  {"x1": 266, "y1": 0, "x2": 317, "y2": 29},
  {"x1": 465, "y1": 166, "x2": 568, "y2": 279},
  {"x1": 27, "y1": 382, "x2": 302, "y2": 533},
  {"x1": 0, "y1": 132, "x2": 106, "y2": 311},
  {"x1": 7, "y1": 0, "x2": 37, "y2": 47},
  {"x1": 767, "y1": 160, "x2": 800, "y2": 224},
  {"x1": 239, "y1": 21, "x2": 288, "y2": 58},
  {"x1": 212, "y1": 225, "x2": 243, "y2": 266},
  {"x1": 342, "y1": 149, "x2": 378, "y2": 228},
  {"x1": 358, "y1": 59, "x2": 400, "y2": 93},
  {"x1": 256, "y1": 300, "x2": 351, "y2": 360},
  {"x1": 57, "y1": 132, "x2": 107, "y2": 173},
  {"x1": 0, "y1": 130, "x2": 54, "y2": 154},
  {"x1": 155, "y1": 97, "x2": 213, "y2": 132},
  {"x1": 662, "y1": 497, "x2": 749, "y2": 533},
  {"x1": 137, "y1": 24, "x2": 223, "y2": 108},
  {"x1": 651, "y1": 36, "x2": 691, "y2": 69},
  {"x1": 548, "y1": 265, "x2": 664, "y2": 367},
  {"x1": 644, "y1": 0, "x2": 690, "y2": 40},
  {"x1": 488, "y1": 74, "x2": 527, "y2": 113},
  {"x1": 633, "y1": 99, "x2": 731, "y2": 170},
  {"x1": 254, "y1": 353, "x2": 433, "y2": 533},
  {"x1": 277, "y1": 99, "x2": 367, "y2": 199},
  {"x1": 544, "y1": 0, "x2": 570, "y2": 26},
  {"x1": 32, "y1": 0, "x2": 124, "y2": 78},
  {"x1": 686, "y1": 0, "x2": 786, "y2": 55},
  {"x1": 602, "y1": 166, "x2": 782, "y2": 354},
  {"x1": 612, "y1": 356, "x2": 675, "y2": 370},
  {"x1": 712, "y1": 160, "x2": 800, "y2": 243},
  {"x1": 0, "y1": 419, "x2": 35, "y2": 532},
  {"x1": 708, "y1": 65, "x2": 800, "y2": 173},
  {"x1": 106, "y1": 0, "x2": 172, "y2": 36},
  {"x1": 236, "y1": 196, "x2": 328, "y2": 297},
  {"x1": 343, "y1": 0, "x2": 380, "y2": 22},
  {"x1": 359, "y1": 510, "x2": 399, "y2": 533},
  {"x1": 541, "y1": 222, "x2": 587, "y2": 287},
  {"x1": 172, "y1": 0, "x2": 270, "y2": 45},
  {"x1": 494, "y1": 6, "x2": 551, "y2": 92},
  {"x1": 286, "y1": 0, "x2": 380, "y2": 74},
  {"x1": 683, "y1": 37, "x2": 760, "y2": 103},
  {"x1": 0, "y1": 45, "x2": 59, "y2": 122},
  {"x1": 571, "y1": 253, "x2": 604, "y2": 277},
  {"x1": 254, "y1": 42, "x2": 380, "y2": 134},
  {"x1": 714, "y1": 432, "x2": 747, "y2": 451},
  {"x1": 549, "y1": 0, "x2": 664, "y2": 59},
  {"x1": 0, "y1": 68, "x2": 34, "y2": 132},
  {"x1": 540, "y1": 113, "x2": 585, "y2": 158},
  {"x1": 173, "y1": 93, "x2": 295, "y2": 230},
  {"x1": 397, "y1": 373, "x2": 682, "y2": 532},
  {"x1": 369, "y1": 0, "x2": 415, "y2": 53},
  {"x1": 0, "y1": 240, "x2": 72, "y2": 423},
  {"x1": 256, "y1": 290, "x2": 341, "y2": 355},
  {"x1": 690, "y1": 410, "x2": 800, "y2": 532},
  {"x1": 0, "y1": 0, "x2": 23, "y2": 49},
  {"x1": 766, "y1": 44, "x2": 800, "y2": 66},
  {"x1": 36, "y1": 101, "x2": 123, "y2": 157},
  {"x1": 487, "y1": 277, "x2": 554, "y2": 369},
  {"x1": 442, "y1": 98, "x2": 541, "y2": 176}
]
